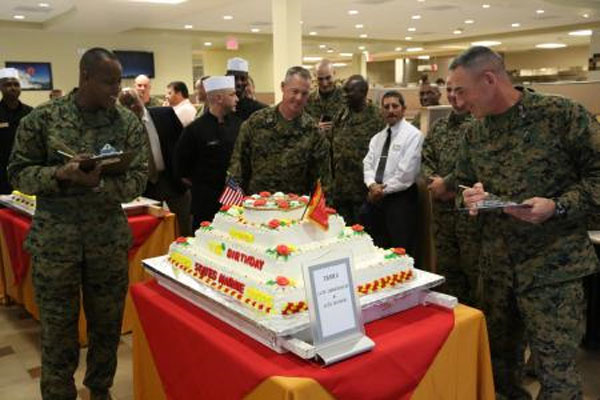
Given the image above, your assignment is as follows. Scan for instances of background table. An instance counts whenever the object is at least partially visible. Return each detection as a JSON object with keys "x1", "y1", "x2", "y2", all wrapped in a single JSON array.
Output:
[
  {"x1": 131, "y1": 281, "x2": 495, "y2": 400},
  {"x1": 0, "y1": 208, "x2": 177, "y2": 343}
]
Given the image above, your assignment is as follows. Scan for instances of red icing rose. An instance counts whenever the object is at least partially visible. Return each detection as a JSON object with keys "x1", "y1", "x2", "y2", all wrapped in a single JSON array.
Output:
[
  {"x1": 268, "y1": 219, "x2": 281, "y2": 229},
  {"x1": 276, "y1": 200, "x2": 290, "y2": 209},
  {"x1": 393, "y1": 247, "x2": 406, "y2": 255},
  {"x1": 325, "y1": 207, "x2": 337, "y2": 215},
  {"x1": 276, "y1": 244, "x2": 291, "y2": 256},
  {"x1": 352, "y1": 224, "x2": 364, "y2": 232},
  {"x1": 253, "y1": 198, "x2": 267, "y2": 206},
  {"x1": 200, "y1": 221, "x2": 211, "y2": 227},
  {"x1": 259, "y1": 191, "x2": 271, "y2": 198},
  {"x1": 276, "y1": 276, "x2": 290, "y2": 286},
  {"x1": 175, "y1": 237, "x2": 187, "y2": 244},
  {"x1": 298, "y1": 197, "x2": 309, "y2": 204},
  {"x1": 242, "y1": 196, "x2": 253, "y2": 201},
  {"x1": 220, "y1": 204, "x2": 231, "y2": 212}
]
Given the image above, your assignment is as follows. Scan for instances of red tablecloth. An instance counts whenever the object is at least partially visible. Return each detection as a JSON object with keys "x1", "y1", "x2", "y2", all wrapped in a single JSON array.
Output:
[
  {"x1": 0, "y1": 208, "x2": 161, "y2": 285},
  {"x1": 132, "y1": 280, "x2": 455, "y2": 400}
]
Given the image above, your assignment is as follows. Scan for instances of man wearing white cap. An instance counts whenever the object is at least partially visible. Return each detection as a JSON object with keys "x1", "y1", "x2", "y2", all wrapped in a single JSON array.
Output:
[
  {"x1": 0, "y1": 67, "x2": 32, "y2": 194},
  {"x1": 226, "y1": 57, "x2": 266, "y2": 121},
  {"x1": 175, "y1": 76, "x2": 241, "y2": 229}
]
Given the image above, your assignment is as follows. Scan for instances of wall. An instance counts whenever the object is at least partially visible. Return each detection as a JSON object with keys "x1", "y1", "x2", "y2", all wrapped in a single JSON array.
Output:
[
  {"x1": 0, "y1": 26, "x2": 194, "y2": 106},
  {"x1": 366, "y1": 60, "x2": 395, "y2": 86},
  {"x1": 504, "y1": 46, "x2": 588, "y2": 71}
]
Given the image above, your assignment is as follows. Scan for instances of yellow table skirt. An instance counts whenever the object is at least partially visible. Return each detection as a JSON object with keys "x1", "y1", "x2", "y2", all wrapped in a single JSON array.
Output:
[
  {"x1": 0, "y1": 213, "x2": 177, "y2": 344},
  {"x1": 132, "y1": 304, "x2": 495, "y2": 400}
]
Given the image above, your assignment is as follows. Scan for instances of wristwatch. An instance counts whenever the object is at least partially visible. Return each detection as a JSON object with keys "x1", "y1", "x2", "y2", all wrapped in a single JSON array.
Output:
[{"x1": 553, "y1": 199, "x2": 567, "y2": 218}]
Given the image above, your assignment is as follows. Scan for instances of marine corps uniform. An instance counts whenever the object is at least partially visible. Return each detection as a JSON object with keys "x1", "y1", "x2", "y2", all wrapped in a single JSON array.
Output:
[
  {"x1": 331, "y1": 102, "x2": 384, "y2": 224},
  {"x1": 8, "y1": 92, "x2": 147, "y2": 400},
  {"x1": 421, "y1": 111, "x2": 480, "y2": 306},
  {"x1": 304, "y1": 86, "x2": 345, "y2": 124},
  {"x1": 455, "y1": 88, "x2": 600, "y2": 399},
  {"x1": 229, "y1": 106, "x2": 331, "y2": 195}
]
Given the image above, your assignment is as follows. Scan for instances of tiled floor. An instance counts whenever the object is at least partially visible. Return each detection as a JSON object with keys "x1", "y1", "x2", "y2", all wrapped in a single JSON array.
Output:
[{"x1": 0, "y1": 302, "x2": 598, "y2": 400}]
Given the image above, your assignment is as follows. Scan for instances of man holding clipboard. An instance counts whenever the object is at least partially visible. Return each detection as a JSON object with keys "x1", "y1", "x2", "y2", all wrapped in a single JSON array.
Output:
[{"x1": 8, "y1": 47, "x2": 147, "y2": 400}]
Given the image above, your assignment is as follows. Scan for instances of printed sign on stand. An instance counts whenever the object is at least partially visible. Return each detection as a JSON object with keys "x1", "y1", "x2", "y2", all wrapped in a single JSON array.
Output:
[{"x1": 303, "y1": 253, "x2": 374, "y2": 365}]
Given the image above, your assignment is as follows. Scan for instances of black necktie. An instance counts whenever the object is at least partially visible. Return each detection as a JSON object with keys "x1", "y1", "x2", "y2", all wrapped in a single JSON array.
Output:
[{"x1": 375, "y1": 128, "x2": 392, "y2": 184}]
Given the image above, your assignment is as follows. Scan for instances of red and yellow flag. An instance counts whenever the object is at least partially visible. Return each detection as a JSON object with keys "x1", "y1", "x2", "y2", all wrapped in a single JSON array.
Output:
[{"x1": 305, "y1": 180, "x2": 329, "y2": 230}]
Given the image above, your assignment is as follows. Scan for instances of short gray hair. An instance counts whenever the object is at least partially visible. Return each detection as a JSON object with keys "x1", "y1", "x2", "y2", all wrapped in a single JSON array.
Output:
[
  {"x1": 284, "y1": 66, "x2": 311, "y2": 83},
  {"x1": 449, "y1": 46, "x2": 505, "y2": 75}
]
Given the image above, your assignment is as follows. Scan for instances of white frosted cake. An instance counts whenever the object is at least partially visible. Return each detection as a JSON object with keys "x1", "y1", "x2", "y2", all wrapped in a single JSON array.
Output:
[{"x1": 168, "y1": 192, "x2": 414, "y2": 316}]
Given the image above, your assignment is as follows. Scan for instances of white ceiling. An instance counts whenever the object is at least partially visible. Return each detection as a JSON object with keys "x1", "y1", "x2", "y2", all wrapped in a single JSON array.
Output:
[{"x1": 1, "y1": 0, "x2": 599, "y2": 57}]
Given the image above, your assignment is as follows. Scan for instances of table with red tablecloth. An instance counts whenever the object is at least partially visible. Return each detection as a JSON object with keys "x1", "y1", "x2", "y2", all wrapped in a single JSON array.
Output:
[
  {"x1": 131, "y1": 280, "x2": 495, "y2": 400},
  {"x1": 0, "y1": 208, "x2": 177, "y2": 343}
]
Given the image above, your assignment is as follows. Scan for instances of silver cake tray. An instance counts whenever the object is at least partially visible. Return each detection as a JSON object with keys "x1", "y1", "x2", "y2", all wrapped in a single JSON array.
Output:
[
  {"x1": 0, "y1": 195, "x2": 160, "y2": 217},
  {"x1": 143, "y1": 255, "x2": 454, "y2": 359}
]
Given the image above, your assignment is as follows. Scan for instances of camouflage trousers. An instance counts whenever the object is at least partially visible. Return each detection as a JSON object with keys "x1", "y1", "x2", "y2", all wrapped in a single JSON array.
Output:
[
  {"x1": 32, "y1": 252, "x2": 129, "y2": 400},
  {"x1": 482, "y1": 278, "x2": 585, "y2": 400},
  {"x1": 432, "y1": 204, "x2": 480, "y2": 307}
]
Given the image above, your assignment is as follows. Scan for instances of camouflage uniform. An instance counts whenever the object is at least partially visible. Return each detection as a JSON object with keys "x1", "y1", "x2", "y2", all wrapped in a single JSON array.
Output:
[
  {"x1": 8, "y1": 92, "x2": 147, "y2": 400},
  {"x1": 229, "y1": 105, "x2": 331, "y2": 195},
  {"x1": 331, "y1": 103, "x2": 384, "y2": 224},
  {"x1": 146, "y1": 96, "x2": 163, "y2": 107},
  {"x1": 421, "y1": 111, "x2": 480, "y2": 306},
  {"x1": 304, "y1": 86, "x2": 345, "y2": 123},
  {"x1": 455, "y1": 89, "x2": 600, "y2": 399}
]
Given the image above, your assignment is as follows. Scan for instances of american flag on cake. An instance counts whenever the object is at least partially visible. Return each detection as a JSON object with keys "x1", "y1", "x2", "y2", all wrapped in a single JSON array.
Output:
[{"x1": 219, "y1": 176, "x2": 244, "y2": 206}]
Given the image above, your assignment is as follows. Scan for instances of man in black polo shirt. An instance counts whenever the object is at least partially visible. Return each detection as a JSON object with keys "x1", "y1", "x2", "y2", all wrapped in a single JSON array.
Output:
[
  {"x1": 175, "y1": 76, "x2": 242, "y2": 230},
  {"x1": 0, "y1": 68, "x2": 32, "y2": 194}
]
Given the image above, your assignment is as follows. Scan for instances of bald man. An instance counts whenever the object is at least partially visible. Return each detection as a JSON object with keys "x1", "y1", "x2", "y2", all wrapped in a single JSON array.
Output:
[
  {"x1": 134, "y1": 74, "x2": 162, "y2": 107},
  {"x1": 305, "y1": 59, "x2": 345, "y2": 134},
  {"x1": 412, "y1": 82, "x2": 441, "y2": 130}
]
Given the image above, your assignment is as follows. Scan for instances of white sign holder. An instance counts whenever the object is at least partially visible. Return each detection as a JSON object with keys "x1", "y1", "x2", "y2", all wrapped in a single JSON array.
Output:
[{"x1": 302, "y1": 252, "x2": 374, "y2": 365}]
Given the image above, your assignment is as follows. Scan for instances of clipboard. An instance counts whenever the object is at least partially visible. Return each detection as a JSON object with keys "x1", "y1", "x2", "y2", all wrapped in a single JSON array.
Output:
[{"x1": 57, "y1": 150, "x2": 135, "y2": 175}]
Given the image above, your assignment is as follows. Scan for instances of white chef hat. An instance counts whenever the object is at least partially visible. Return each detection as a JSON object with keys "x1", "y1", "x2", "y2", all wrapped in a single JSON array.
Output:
[
  {"x1": 0, "y1": 68, "x2": 19, "y2": 80},
  {"x1": 203, "y1": 76, "x2": 235, "y2": 92},
  {"x1": 226, "y1": 57, "x2": 249, "y2": 73}
]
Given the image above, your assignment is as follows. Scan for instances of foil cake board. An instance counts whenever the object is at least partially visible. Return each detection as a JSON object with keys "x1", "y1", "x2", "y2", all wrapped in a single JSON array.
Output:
[{"x1": 143, "y1": 256, "x2": 454, "y2": 360}]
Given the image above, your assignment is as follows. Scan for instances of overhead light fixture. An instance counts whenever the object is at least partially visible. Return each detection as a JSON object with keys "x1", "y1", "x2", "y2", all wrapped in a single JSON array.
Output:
[
  {"x1": 13, "y1": 15, "x2": 25, "y2": 20},
  {"x1": 569, "y1": 29, "x2": 592, "y2": 36},
  {"x1": 360, "y1": 33, "x2": 368, "y2": 38},
  {"x1": 348, "y1": 10, "x2": 359, "y2": 15},
  {"x1": 405, "y1": 36, "x2": 413, "y2": 40},
  {"x1": 339, "y1": 52, "x2": 353, "y2": 57},
  {"x1": 465, "y1": 19, "x2": 474, "y2": 24},
  {"x1": 327, "y1": 49, "x2": 334, "y2": 53},
  {"x1": 204, "y1": 42, "x2": 212, "y2": 46},
  {"x1": 300, "y1": 20, "x2": 304, "y2": 24},
  {"x1": 309, "y1": 31, "x2": 317, "y2": 36},
  {"x1": 38, "y1": 2, "x2": 50, "y2": 7},
  {"x1": 303, "y1": 56, "x2": 323, "y2": 62},
  {"x1": 184, "y1": 24, "x2": 193, "y2": 29},
  {"x1": 418, "y1": 0, "x2": 425, "y2": 2},
  {"x1": 536, "y1": 9, "x2": 544, "y2": 14},
  {"x1": 471, "y1": 40, "x2": 502, "y2": 47},
  {"x1": 302, "y1": 65, "x2": 314, "y2": 69},
  {"x1": 395, "y1": 47, "x2": 403, "y2": 51},
  {"x1": 411, "y1": 15, "x2": 421, "y2": 20},
  {"x1": 511, "y1": 23, "x2": 520, "y2": 27},
  {"x1": 417, "y1": 55, "x2": 430, "y2": 60},
  {"x1": 407, "y1": 47, "x2": 423, "y2": 52},
  {"x1": 251, "y1": 28, "x2": 260, "y2": 33},
  {"x1": 482, "y1": 4, "x2": 490, "y2": 9},
  {"x1": 453, "y1": 29, "x2": 463, "y2": 34},
  {"x1": 129, "y1": 0, "x2": 188, "y2": 3},
  {"x1": 408, "y1": 27, "x2": 416, "y2": 32},
  {"x1": 582, "y1": 13, "x2": 590, "y2": 18},
  {"x1": 355, "y1": 24, "x2": 364, "y2": 29},
  {"x1": 332, "y1": 62, "x2": 347, "y2": 67},
  {"x1": 319, "y1": 44, "x2": 327, "y2": 49},
  {"x1": 223, "y1": 15, "x2": 233, "y2": 20},
  {"x1": 536, "y1": 43, "x2": 566, "y2": 49},
  {"x1": 358, "y1": 46, "x2": 366, "y2": 50}
]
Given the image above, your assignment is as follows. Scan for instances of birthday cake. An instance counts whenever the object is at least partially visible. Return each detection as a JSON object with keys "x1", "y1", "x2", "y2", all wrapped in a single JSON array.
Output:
[
  {"x1": 167, "y1": 192, "x2": 414, "y2": 316},
  {"x1": 10, "y1": 190, "x2": 36, "y2": 214}
]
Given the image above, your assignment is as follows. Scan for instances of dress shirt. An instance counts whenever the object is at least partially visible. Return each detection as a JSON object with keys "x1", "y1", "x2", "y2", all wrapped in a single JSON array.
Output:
[
  {"x1": 173, "y1": 99, "x2": 197, "y2": 127},
  {"x1": 363, "y1": 118, "x2": 424, "y2": 194},
  {"x1": 142, "y1": 108, "x2": 165, "y2": 172}
]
